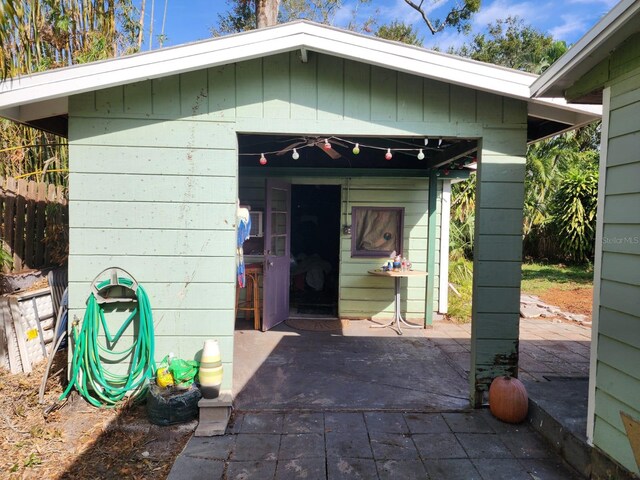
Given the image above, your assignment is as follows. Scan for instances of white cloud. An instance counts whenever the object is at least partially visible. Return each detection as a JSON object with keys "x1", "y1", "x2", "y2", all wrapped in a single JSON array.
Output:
[
  {"x1": 549, "y1": 14, "x2": 588, "y2": 40},
  {"x1": 472, "y1": 0, "x2": 541, "y2": 28},
  {"x1": 567, "y1": 0, "x2": 618, "y2": 7}
]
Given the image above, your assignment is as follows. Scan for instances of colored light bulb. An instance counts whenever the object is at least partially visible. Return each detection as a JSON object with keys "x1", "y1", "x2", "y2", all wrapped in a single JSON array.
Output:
[
  {"x1": 353, "y1": 143, "x2": 360, "y2": 155},
  {"x1": 324, "y1": 139, "x2": 332, "y2": 150},
  {"x1": 385, "y1": 148, "x2": 392, "y2": 161},
  {"x1": 259, "y1": 153, "x2": 267, "y2": 165}
]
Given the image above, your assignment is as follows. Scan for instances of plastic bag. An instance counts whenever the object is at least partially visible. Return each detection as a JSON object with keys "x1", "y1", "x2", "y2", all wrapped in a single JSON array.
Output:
[{"x1": 169, "y1": 358, "x2": 199, "y2": 388}]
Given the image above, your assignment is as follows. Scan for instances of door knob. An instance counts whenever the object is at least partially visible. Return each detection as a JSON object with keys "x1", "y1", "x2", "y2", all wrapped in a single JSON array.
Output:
[{"x1": 268, "y1": 261, "x2": 274, "y2": 267}]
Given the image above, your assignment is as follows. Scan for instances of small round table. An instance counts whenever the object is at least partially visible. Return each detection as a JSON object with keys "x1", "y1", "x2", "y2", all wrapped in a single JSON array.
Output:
[{"x1": 368, "y1": 269, "x2": 428, "y2": 335}]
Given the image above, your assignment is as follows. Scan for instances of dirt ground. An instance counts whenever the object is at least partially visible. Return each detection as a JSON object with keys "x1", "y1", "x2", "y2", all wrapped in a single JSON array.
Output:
[
  {"x1": 537, "y1": 286, "x2": 594, "y2": 319},
  {"x1": 0, "y1": 351, "x2": 193, "y2": 480}
]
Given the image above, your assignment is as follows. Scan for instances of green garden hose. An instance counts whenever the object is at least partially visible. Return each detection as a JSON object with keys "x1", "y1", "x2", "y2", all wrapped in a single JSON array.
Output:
[{"x1": 59, "y1": 276, "x2": 156, "y2": 408}]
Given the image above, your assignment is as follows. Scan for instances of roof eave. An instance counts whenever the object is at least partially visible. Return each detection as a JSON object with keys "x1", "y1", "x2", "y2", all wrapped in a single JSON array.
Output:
[{"x1": 531, "y1": 0, "x2": 640, "y2": 99}]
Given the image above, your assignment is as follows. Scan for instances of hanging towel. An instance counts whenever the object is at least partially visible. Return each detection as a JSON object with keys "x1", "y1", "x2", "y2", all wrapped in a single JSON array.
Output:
[{"x1": 236, "y1": 208, "x2": 252, "y2": 288}]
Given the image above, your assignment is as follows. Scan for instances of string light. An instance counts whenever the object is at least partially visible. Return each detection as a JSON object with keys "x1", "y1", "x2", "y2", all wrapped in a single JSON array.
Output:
[
  {"x1": 292, "y1": 148, "x2": 299, "y2": 160},
  {"x1": 259, "y1": 153, "x2": 267, "y2": 165},
  {"x1": 417, "y1": 149, "x2": 425, "y2": 160},
  {"x1": 324, "y1": 139, "x2": 332, "y2": 150},
  {"x1": 385, "y1": 149, "x2": 392, "y2": 161},
  {"x1": 438, "y1": 137, "x2": 443, "y2": 147},
  {"x1": 352, "y1": 143, "x2": 360, "y2": 155}
]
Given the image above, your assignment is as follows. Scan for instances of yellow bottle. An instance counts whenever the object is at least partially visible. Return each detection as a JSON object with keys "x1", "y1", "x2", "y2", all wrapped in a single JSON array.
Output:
[{"x1": 156, "y1": 367, "x2": 174, "y2": 388}]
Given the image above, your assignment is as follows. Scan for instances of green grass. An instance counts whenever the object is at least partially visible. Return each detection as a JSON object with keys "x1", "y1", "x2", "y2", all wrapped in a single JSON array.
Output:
[
  {"x1": 521, "y1": 262, "x2": 593, "y2": 294},
  {"x1": 446, "y1": 260, "x2": 593, "y2": 323}
]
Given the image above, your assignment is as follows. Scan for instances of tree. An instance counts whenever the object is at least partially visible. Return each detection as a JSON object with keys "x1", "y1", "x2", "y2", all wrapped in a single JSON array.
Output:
[
  {"x1": 257, "y1": 0, "x2": 280, "y2": 27},
  {"x1": 0, "y1": 1, "x2": 140, "y2": 184},
  {"x1": 453, "y1": 16, "x2": 567, "y2": 73},
  {"x1": 375, "y1": 20, "x2": 423, "y2": 46},
  {"x1": 403, "y1": 0, "x2": 480, "y2": 35}
]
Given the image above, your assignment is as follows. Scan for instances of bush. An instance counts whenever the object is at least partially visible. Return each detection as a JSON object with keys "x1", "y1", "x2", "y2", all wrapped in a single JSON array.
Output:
[{"x1": 447, "y1": 258, "x2": 473, "y2": 323}]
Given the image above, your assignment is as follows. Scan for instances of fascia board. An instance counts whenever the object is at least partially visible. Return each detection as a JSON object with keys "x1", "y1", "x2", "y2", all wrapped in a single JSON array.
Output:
[{"x1": 531, "y1": 0, "x2": 640, "y2": 98}]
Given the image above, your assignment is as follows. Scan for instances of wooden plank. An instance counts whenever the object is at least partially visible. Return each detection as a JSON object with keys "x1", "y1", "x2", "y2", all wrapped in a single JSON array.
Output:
[
  {"x1": 9, "y1": 297, "x2": 31, "y2": 373},
  {"x1": 236, "y1": 58, "x2": 264, "y2": 118},
  {"x1": 450, "y1": 85, "x2": 476, "y2": 123},
  {"x1": 600, "y1": 279, "x2": 640, "y2": 317},
  {"x1": 476, "y1": 182, "x2": 524, "y2": 209},
  {"x1": 601, "y1": 251, "x2": 640, "y2": 286},
  {"x1": 24, "y1": 181, "x2": 37, "y2": 268},
  {"x1": 124, "y1": 80, "x2": 152, "y2": 115},
  {"x1": 472, "y1": 313, "x2": 519, "y2": 340},
  {"x1": 152, "y1": 75, "x2": 180, "y2": 116},
  {"x1": 477, "y1": 208, "x2": 524, "y2": 235},
  {"x1": 477, "y1": 92, "x2": 503, "y2": 126},
  {"x1": 69, "y1": 201, "x2": 234, "y2": 230},
  {"x1": 606, "y1": 161, "x2": 640, "y2": 195},
  {"x1": 290, "y1": 50, "x2": 318, "y2": 120},
  {"x1": 3, "y1": 177, "x2": 16, "y2": 270},
  {"x1": 263, "y1": 53, "x2": 291, "y2": 119},
  {"x1": 68, "y1": 282, "x2": 235, "y2": 311},
  {"x1": 95, "y1": 86, "x2": 124, "y2": 115},
  {"x1": 593, "y1": 416, "x2": 638, "y2": 473},
  {"x1": 344, "y1": 60, "x2": 371, "y2": 121},
  {"x1": 70, "y1": 228, "x2": 235, "y2": 256},
  {"x1": 473, "y1": 338, "x2": 519, "y2": 365},
  {"x1": 423, "y1": 78, "x2": 450, "y2": 123},
  {"x1": 371, "y1": 65, "x2": 397, "y2": 122},
  {"x1": 69, "y1": 145, "x2": 237, "y2": 176},
  {"x1": 596, "y1": 362, "x2": 640, "y2": 417},
  {"x1": 317, "y1": 54, "x2": 344, "y2": 120},
  {"x1": 68, "y1": 117, "x2": 237, "y2": 149},
  {"x1": 595, "y1": 389, "x2": 640, "y2": 438},
  {"x1": 397, "y1": 72, "x2": 423, "y2": 123},
  {"x1": 598, "y1": 335, "x2": 640, "y2": 382},
  {"x1": 34, "y1": 183, "x2": 47, "y2": 266},
  {"x1": 475, "y1": 235, "x2": 523, "y2": 262},
  {"x1": 475, "y1": 261, "x2": 522, "y2": 288},
  {"x1": 599, "y1": 307, "x2": 640, "y2": 349},
  {"x1": 478, "y1": 159, "x2": 526, "y2": 183},
  {"x1": 208, "y1": 64, "x2": 236, "y2": 118},
  {"x1": 180, "y1": 69, "x2": 209, "y2": 118},
  {"x1": 474, "y1": 287, "x2": 521, "y2": 314},
  {"x1": 607, "y1": 131, "x2": 640, "y2": 167},
  {"x1": 69, "y1": 173, "x2": 236, "y2": 203},
  {"x1": 502, "y1": 98, "x2": 527, "y2": 125},
  {"x1": 12, "y1": 179, "x2": 26, "y2": 270},
  {"x1": 481, "y1": 128, "x2": 528, "y2": 156},
  {"x1": 609, "y1": 101, "x2": 640, "y2": 139},
  {"x1": 602, "y1": 224, "x2": 640, "y2": 255},
  {"x1": 68, "y1": 91, "x2": 95, "y2": 114},
  {"x1": 70, "y1": 255, "x2": 236, "y2": 283},
  {"x1": 44, "y1": 184, "x2": 57, "y2": 264}
]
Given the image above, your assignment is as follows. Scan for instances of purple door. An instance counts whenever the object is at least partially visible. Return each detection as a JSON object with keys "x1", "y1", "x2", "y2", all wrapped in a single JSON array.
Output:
[{"x1": 262, "y1": 179, "x2": 291, "y2": 331}]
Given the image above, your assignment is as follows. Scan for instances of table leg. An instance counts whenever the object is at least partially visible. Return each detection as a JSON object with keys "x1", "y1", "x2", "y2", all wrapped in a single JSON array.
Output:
[{"x1": 371, "y1": 276, "x2": 423, "y2": 335}]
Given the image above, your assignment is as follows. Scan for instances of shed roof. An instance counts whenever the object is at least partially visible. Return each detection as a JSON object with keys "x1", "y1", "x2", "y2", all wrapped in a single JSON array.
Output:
[
  {"x1": 531, "y1": 0, "x2": 640, "y2": 102},
  {"x1": 0, "y1": 20, "x2": 599, "y2": 139}
]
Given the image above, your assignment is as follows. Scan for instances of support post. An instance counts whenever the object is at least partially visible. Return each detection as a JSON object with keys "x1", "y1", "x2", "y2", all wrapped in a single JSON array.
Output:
[{"x1": 425, "y1": 173, "x2": 438, "y2": 327}]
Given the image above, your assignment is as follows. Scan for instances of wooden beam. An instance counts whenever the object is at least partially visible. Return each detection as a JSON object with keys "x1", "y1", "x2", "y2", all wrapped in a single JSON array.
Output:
[
  {"x1": 425, "y1": 174, "x2": 438, "y2": 327},
  {"x1": 428, "y1": 141, "x2": 477, "y2": 170}
]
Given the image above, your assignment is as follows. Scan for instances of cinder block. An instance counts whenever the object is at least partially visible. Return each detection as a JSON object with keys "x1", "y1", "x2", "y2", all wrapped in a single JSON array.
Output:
[{"x1": 194, "y1": 391, "x2": 233, "y2": 437}]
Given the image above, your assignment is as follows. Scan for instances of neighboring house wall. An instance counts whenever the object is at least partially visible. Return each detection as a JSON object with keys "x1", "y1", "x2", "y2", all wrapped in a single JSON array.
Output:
[
  {"x1": 592, "y1": 64, "x2": 640, "y2": 474},
  {"x1": 66, "y1": 51, "x2": 527, "y2": 397},
  {"x1": 239, "y1": 176, "x2": 442, "y2": 320}
]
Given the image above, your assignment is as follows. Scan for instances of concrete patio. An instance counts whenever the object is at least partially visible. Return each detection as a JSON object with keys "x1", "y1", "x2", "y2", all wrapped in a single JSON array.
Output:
[{"x1": 168, "y1": 316, "x2": 592, "y2": 479}]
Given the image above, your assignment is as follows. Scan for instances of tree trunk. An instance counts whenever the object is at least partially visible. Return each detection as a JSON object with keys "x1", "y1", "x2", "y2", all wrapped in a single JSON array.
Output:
[{"x1": 256, "y1": 0, "x2": 280, "y2": 28}]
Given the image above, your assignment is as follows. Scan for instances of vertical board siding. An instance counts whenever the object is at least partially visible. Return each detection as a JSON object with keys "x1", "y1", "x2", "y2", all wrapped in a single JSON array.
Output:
[
  {"x1": 593, "y1": 68, "x2": 640, "y2": 475},
  {"x1": 69, "y1": 51, "x2": 527, "y2": 399}
]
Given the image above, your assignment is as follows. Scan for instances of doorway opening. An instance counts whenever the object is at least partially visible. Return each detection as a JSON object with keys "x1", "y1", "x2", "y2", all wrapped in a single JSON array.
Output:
[{"x1": 289, "y1": 184, "x2": 341, "y2": 318}]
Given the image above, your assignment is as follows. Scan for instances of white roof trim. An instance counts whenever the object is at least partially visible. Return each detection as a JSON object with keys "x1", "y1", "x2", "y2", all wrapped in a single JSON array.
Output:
[
  {"x1": 0, "y1": 20, "x2": 598, "y2": 125},
  {"x1": 531, "y1": 0, "x2": 640, "y2": 99}
]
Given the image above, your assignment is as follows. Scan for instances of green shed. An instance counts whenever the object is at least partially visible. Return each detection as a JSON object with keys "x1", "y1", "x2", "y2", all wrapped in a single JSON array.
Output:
[
  {"x1": 0, "y1": 21, "x2": 598, "y2": 404},
  {"x1": 533, "y1": 0, "x2": 640, "y2": 475}
]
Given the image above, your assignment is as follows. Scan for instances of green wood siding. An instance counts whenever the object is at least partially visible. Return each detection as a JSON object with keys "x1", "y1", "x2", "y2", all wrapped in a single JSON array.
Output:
[
  {"x1": 593, "y1": 65, "x2": 640, "y2": 474},
  {"x1": 68, "y1": 51, "x2": 527, "y2": 396}
]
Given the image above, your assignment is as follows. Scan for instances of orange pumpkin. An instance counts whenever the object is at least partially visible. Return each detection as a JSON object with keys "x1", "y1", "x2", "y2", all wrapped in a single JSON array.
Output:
[{"x1": 489, "y1": 376, "x2": 529, "y2": 423}]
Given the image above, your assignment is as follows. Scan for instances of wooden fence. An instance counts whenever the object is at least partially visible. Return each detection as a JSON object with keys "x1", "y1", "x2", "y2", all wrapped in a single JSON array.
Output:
[{"x1": 0, "y1": 176, "x2": 68, "y2": 273}]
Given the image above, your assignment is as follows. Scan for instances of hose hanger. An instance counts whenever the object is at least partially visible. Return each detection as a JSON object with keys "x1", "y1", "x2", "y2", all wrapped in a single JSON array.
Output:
[{"x1": 90, "y1": 267, "x2": 139, "y2": 304}]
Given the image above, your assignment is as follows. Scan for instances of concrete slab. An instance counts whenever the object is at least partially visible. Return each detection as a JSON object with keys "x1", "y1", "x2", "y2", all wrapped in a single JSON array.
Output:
[
  {"x1": 326, "y1": 431, "x2": 374, "y2": 459},
  {"x1": 456, "y1": 432, "x2": 513, "y2": 459},
  {"x1": 404, "y1": 412, "x2": 452, "y2": 433},
  {"x1": 412, "y1": 432, "x2": 467, "y2": 459},
  {"x1": 376, "y1": 459, "x2": 428, "y2": 480},
  {"x1": 326, "y1": 457, "x2": 378, "y2": 479},
  {"x1": 167, "y1": 455, "x2": 224, "y2": 480},
  {"x1": 233, "y1": 320, "x2": 469, "y2": 411},
  {"x1": 423, "y1": 458, "x2": 482, "y2": 480},
  {"x1": 226, "y1": 460, "x2": 277, "y2": 479},
  {"x1": 369, "y1": 432, "x2": 419, "y2": 460},
  {"x1": 282, "y1": 412, "x2": 324, "y2": 434},
  {"x1": 472, "y1": 458, "x2": 533, "y2": 480},
  {"x1": 279, "y1": 433, "x2": 324, "y2": 459},
  {"x1": 364, "y1": 412, "x2": 409, "y2": 433},
  {"x1": 274, "y1": 458, "x2": 326, "y2": 480},
  {"x1": 232, "y1": 434, "x2": 280, "y2": 461}
]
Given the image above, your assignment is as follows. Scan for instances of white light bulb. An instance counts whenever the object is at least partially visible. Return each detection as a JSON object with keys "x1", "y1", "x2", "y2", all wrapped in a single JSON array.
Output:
[
  {"x1": 417, "y1": 149, "x2": 425, "y2": 160},
  {"x1": 292, "y1": 148, "x2": 299, "y2": 160}
]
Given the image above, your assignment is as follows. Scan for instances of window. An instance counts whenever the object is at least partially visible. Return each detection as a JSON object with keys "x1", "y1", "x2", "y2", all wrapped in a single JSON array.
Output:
[{"x1": 351, "y1": 207, "x2": 404, "y2": 257}]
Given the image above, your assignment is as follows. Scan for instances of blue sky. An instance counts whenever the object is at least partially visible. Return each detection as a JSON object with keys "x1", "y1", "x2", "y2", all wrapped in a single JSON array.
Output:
[{"x1": 142, "y1": 0, "x2": 619, "y2": 51}]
